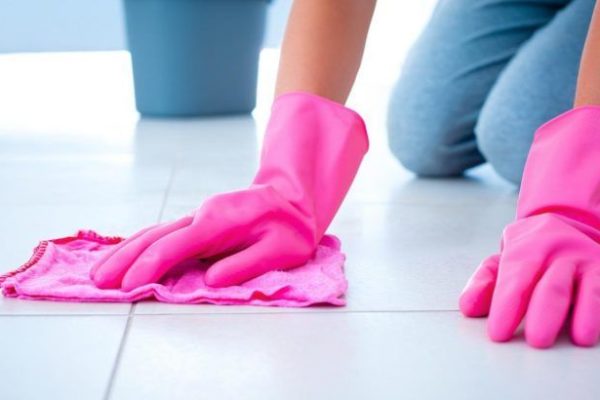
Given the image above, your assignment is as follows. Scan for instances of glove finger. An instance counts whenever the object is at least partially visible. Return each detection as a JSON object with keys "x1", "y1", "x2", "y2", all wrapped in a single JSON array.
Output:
[
  {"x1": 525, "y1": 261, "x2": 576, "y2": 349},
  {"x1": 204, "y1": 236, "x2": 301, "y2": 287},
  {"x1": 487, "y1": 259, "x2": 545, "y2": 342},
  {"x1": 571, "y1": 268, "x2": 600, "y2": 347},
  {"x1": 120, "y1": 221, "x2": 229, "y2": 291},
  {"x1": 459, "y1": 254, "x2": 499, "y2": 317},
  {"x1": 91, "y1": 216, "x2": 193, "y2": 289},
  {"x1": 90, "y1": 223, "x2": 160, "y2": 280}
]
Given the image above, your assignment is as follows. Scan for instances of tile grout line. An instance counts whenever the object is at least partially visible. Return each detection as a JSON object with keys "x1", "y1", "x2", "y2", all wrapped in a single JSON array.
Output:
[
  {"x1": 0, "y1": 308, "x2": 461, "y2": 317},
  {"x1": 102, "y1": 306, "x2": 134, "y2": 400},
  {"x1": 102, "y1": 161, "x2": 178, "y2": 400},
  {"x1": 156, "y1": 162, "x2": 178, "y2": 224}
]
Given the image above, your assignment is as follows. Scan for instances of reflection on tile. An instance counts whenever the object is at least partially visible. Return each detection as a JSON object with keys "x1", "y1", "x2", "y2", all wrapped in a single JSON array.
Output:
[
  {"x1": 133, "y1": 115, "x2": 260, "y2": 169},
  {"x1": 111, "y1": 313, "x2": 600, "y2": 400}
]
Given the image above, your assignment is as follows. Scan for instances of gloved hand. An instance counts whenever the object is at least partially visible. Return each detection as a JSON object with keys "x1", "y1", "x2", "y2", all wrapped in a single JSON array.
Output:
[
  {"x1": 91, "y1": 92, "x2": 368, "y2": 289},
  {"x1": 460, "y1": 106, "x2": 600, "y2": 348}
]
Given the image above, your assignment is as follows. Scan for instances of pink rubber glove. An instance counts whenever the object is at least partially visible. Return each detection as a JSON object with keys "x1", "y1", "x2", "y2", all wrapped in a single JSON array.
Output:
[
  {"x1": 91, "y1": 92, "x2": 368, "y2": 289},
  {"x1": 460, "y1": 106, "x2": 600, "y2": 348}
]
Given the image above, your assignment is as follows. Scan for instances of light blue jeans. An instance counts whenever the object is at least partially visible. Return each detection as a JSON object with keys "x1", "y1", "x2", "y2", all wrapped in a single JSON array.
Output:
[{"x1": 387, "y1": 0, "x2": 594, "y2": 185}]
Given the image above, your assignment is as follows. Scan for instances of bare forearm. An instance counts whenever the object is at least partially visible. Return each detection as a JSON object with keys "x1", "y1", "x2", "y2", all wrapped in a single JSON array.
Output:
[
  {"x1": 275, "y1": 0, "x2": 376, "y2": 104},
  {"x1": 575, "y1": 1, "x2": 600, "y2": 107}
]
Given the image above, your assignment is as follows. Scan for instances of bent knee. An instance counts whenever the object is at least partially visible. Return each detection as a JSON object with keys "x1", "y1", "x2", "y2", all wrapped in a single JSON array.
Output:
[
  {"x1": 387, "y1": 129, "x2": 464, "y2": 177},
  {"x1": 387, "y1": 91, "x2": 482, "y2": 177},
  {"x1": 475, "y1": 110, "x2": 534, "y2": 186}
]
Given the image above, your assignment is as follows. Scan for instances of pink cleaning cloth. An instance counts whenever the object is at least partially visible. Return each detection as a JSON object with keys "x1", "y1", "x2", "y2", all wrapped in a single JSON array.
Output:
[{"x1": 0, "y1": 230, "x2": 348, "y2": 307}]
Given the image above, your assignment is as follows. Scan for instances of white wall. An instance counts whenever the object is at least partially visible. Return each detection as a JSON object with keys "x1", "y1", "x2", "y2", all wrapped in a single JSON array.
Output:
[{"x1": 0, "y1": 0, "x2": 291, "y2": 53}]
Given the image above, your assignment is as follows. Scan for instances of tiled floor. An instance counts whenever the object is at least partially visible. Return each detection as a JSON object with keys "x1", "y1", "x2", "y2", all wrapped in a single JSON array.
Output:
[{"x1": 1, "y1": 2, "x2": 600, "y2": 400}]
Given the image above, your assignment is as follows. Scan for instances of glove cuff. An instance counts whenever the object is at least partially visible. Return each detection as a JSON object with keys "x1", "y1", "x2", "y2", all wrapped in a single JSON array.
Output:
[
  {"x1": 254, "y1": 91, "x2": 369, "y2": 239},
  {"x1": 517, "y1": 106, "x2": 600, "y2": 224}
]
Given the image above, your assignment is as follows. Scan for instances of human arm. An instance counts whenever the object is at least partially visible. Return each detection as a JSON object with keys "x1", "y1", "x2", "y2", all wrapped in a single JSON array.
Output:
[
  {"x1": 575, "y1": 0, "x2": 600, "y2": 106},
  {"x1": 275, "y1": 0, "x2": 376, "y2": 103}
]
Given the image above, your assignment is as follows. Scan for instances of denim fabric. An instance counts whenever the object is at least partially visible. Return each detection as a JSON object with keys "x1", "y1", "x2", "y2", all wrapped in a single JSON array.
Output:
[{"x1": 387, "y1": 0, "x2": 593, "y2": 184}]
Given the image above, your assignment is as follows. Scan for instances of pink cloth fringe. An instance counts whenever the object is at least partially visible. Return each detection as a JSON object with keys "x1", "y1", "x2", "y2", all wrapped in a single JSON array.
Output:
[{"x1": 0, "y1": 230, "x2": 348, "y2": 307}]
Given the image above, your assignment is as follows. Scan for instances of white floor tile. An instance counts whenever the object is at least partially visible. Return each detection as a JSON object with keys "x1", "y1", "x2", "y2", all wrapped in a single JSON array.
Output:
[
  {"x1": 0, "y1": 159, "x2": 170, "y2": 207},
  {"x1": 0, "y1": 315, "x2": 127, "y2": 400},
  {"x1": 110, "y1": 312, "x2": 600, "y2": 400},
  {"x1": 133, "y1": 115, "x2": 260, "y2": 168},
  {"x1": 330, "y1": 201, "x2": 515, "y2": 310},
  {"x1": 347, "y1": 159, "x2": 517, "y2": 205},
  {"x1": 0, "y1": 297, "x2": 131, "y2": 316}
]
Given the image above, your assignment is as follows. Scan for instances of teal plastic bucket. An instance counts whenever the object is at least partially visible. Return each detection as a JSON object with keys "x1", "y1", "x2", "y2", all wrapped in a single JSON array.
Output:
[{"x1": 124, "y1": 0, "x2": 268, "y2": 116}]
